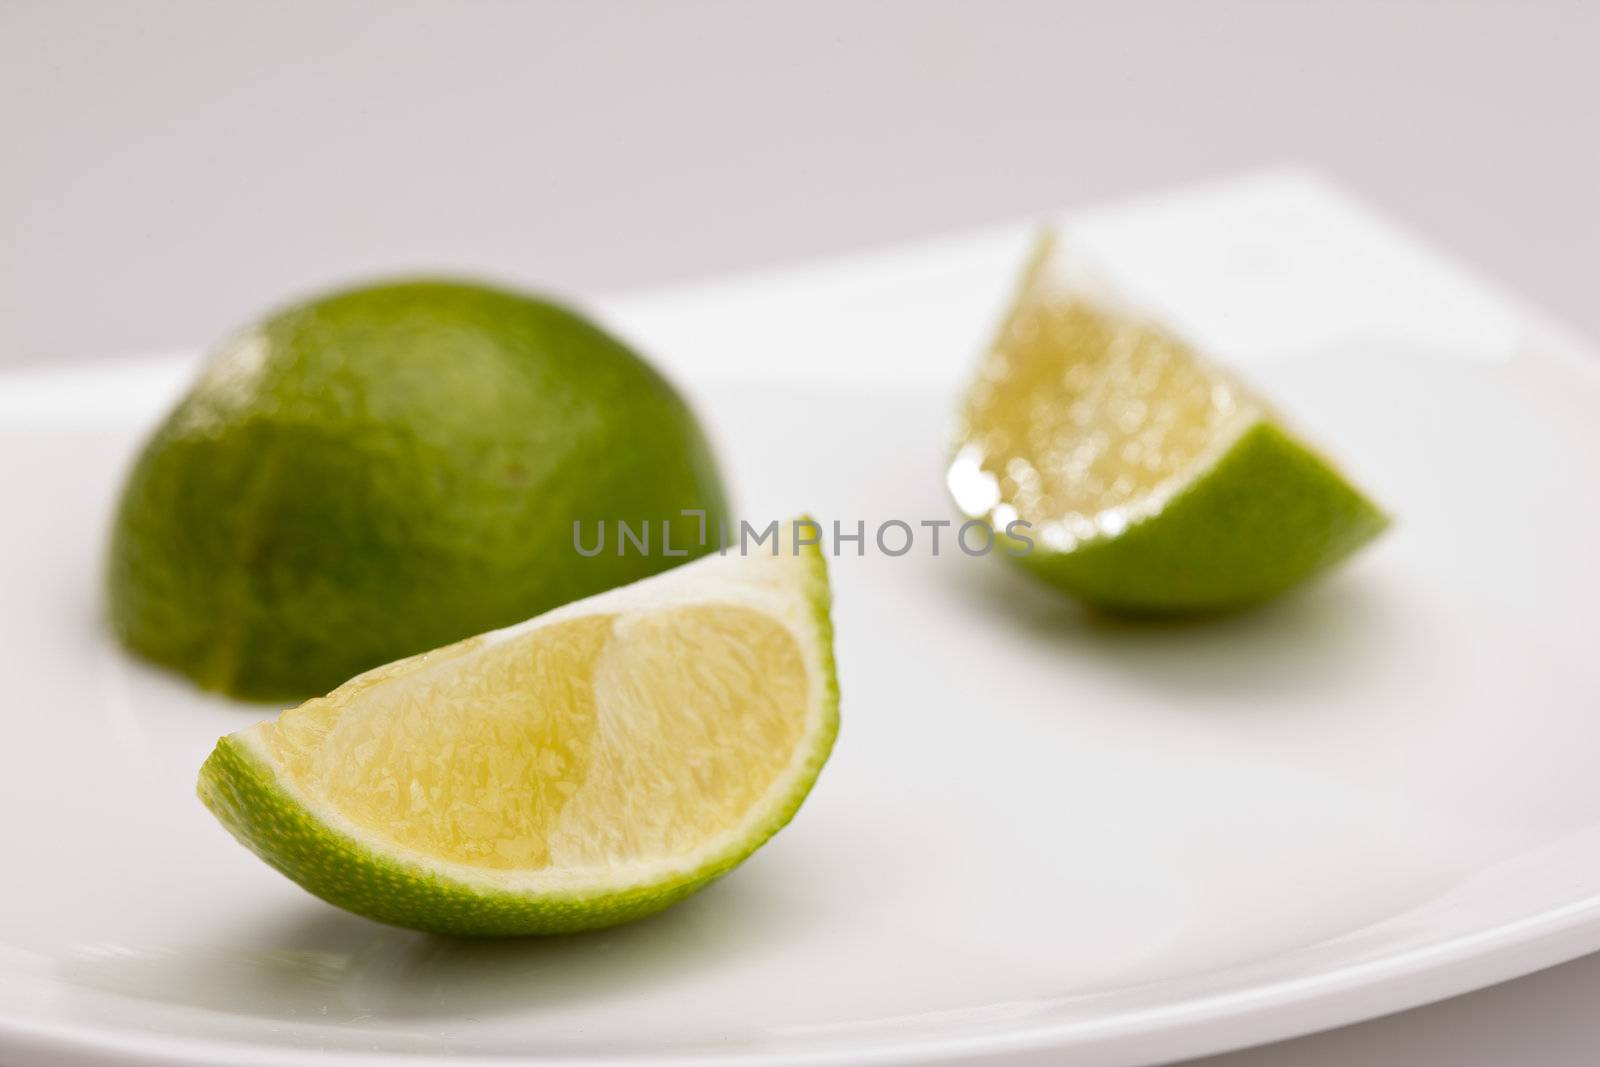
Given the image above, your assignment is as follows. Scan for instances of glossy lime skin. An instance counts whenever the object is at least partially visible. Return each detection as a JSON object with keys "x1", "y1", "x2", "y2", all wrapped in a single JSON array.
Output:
[{"x1": 109, "y1": 281, "x2": 729, "y2": 700}]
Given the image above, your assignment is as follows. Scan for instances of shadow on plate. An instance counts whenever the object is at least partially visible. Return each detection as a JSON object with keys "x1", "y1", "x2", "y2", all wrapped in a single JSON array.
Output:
[
  {"x1": 59, "y1": 868, "x2": 810, "y2": 1024},
  {"x1": 939, "y1": 552, "x2": 1402, "y2": 708}
]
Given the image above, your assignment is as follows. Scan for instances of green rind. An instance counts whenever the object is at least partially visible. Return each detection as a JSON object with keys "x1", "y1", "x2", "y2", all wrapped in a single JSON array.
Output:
[
  {"x1": 109, "y1": 281, "x2": 730, "y2": 702},
  {"x1": 196, "y1": 543, "x2": 839, "y2": 937},
  {"x1": 1004, "y1": 420, "x2": 1389, "y2": 614}
]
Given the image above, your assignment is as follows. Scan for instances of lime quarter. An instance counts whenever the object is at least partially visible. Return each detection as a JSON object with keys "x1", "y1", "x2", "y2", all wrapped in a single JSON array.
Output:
[
  {"x1": 197, "y1": 521, "x2": 838, "y2": 936},
  {"x1": 948, "y1": 232, "x2": 1388, "y2": 613}
]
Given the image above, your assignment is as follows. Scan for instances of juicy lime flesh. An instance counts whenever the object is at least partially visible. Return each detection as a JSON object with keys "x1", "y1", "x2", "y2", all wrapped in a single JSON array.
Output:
[
  {"x1": 261, "y1": 605, "x2": 808, "y2": 874},
  {"x1": 955, "y1": 292, "x2": 1254, "y2": 544}
]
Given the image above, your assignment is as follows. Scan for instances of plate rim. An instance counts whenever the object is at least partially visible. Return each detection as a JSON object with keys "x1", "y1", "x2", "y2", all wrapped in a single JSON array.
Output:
[{"x1": 4, "y1": 880, "x2": 1600, "y2": 1067}]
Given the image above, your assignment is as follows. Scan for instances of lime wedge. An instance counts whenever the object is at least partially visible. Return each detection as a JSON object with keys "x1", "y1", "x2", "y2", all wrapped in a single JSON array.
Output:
[
  {"x1": 949, "y1": 232, "x2": 1388, "y2": 613},
  {"x1": 198, "y1": 523, "x2": 838, "y2": 936}
]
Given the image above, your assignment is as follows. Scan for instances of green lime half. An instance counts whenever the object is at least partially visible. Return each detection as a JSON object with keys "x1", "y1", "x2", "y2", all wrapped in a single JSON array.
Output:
[{"x1": 109, "y1": 281, "x2": 729, "y2": 700}]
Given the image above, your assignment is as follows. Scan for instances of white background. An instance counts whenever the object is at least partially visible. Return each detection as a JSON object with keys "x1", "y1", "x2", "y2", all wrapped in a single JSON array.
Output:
[{"x1": 3, "y1": 2, "x2": 1598, "y2": 1063}]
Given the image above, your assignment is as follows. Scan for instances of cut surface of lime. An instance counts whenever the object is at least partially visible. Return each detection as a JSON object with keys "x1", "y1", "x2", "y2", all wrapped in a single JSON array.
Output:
[
  {"x1": 198, "y1": 527, "x2": 837, "y2": 936},
  {"x1": 949, "y1": 232, "x2": 1388, "y2": 613}
]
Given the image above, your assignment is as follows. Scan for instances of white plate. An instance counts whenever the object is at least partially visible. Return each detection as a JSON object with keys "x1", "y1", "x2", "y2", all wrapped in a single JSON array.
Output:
[{"x1": 4, "y1": 171, "x2": 1600, "y2": 1067}]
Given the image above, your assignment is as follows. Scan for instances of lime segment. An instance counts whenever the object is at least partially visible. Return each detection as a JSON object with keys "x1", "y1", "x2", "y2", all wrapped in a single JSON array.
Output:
[
  {"x1": 950, "y1": 232, "x2": 1388, "y2": 612},
  {"x1": 198, "y1": 525, "x2": 838, "y2": 936}
]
